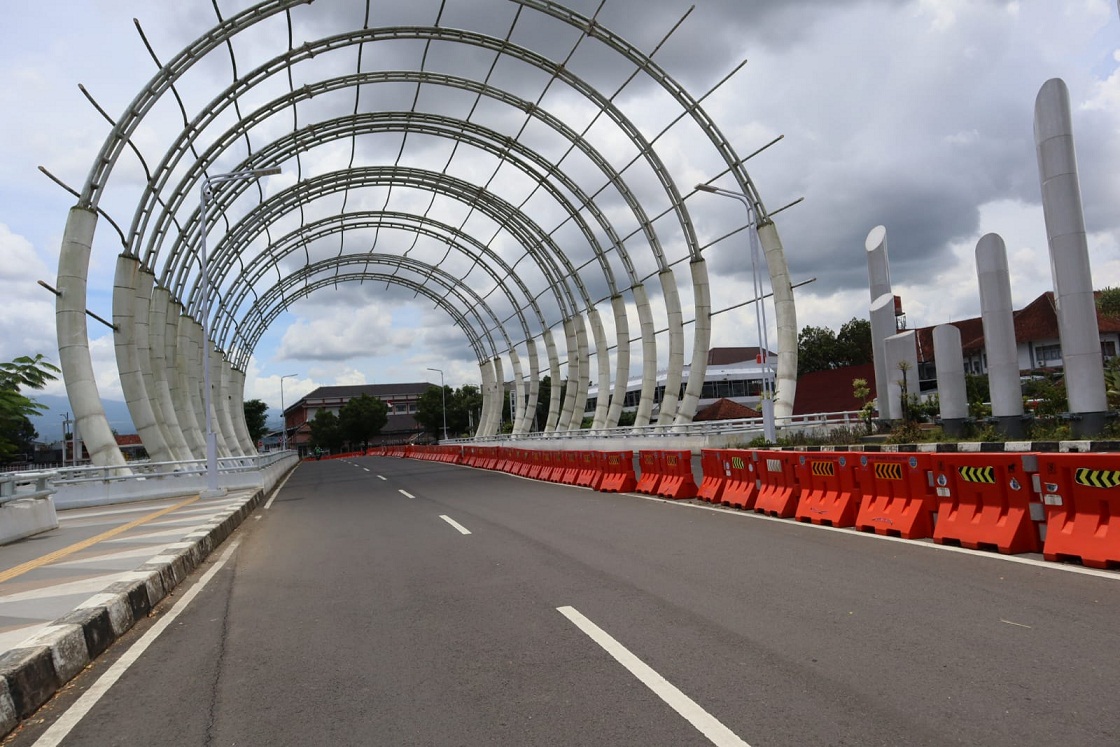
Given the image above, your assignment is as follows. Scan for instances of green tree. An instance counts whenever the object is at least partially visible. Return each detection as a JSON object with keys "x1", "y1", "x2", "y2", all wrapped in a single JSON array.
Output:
[
  {"x1": 308, "y1": 409, "x2": 344, "y2": 453},
  {"x1": 243, "y1": 399, "x2": 269, "y2": 444},
  {"x1": 1096, "y1": 286, "x2": 1120, "y2": 318},
  {"x1": 338, "y1": 394, "x2": 389, "y2": 450},
  {"x1": 449, "y1": 385, "x2": 484, "y2": 437},
  {"x1": 415, "y1": 385, "x2": 451, "y2": 440},
  {"x1": 0, "y1": 354, "x2": 60, "y2": 462},
  {"x1": 836, "y1": 317, "x2": 873, "y2": 367},
  {"x1": 797, "y1": 325, "x2": 839, "y2": 376}
]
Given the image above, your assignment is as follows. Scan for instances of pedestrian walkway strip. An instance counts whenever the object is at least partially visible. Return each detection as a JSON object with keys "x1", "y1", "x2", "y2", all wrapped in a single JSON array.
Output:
[{"x1": 0, "y1": 495, "x2": 200, "y2": 584}]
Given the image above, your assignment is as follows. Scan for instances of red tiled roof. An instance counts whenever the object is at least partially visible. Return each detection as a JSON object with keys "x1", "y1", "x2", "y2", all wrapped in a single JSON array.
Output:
[
  {"x1": 694, "y1": 398, "x2": 761, "y2": 421},
  {"x1": 706, "y1": 347, "x2": 769, "y2": 366},
  {"x1": 114, "y1": 434, "x2": 143, "y2": 446},
  {"x1": 792, "y1": 362, "x2": 876, "y2": 415}
]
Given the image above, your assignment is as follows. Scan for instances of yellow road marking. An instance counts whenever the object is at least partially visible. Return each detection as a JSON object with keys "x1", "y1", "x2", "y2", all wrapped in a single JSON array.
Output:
[{"x1": 0, "y1": 495, "x2": 200, "y2": 584}]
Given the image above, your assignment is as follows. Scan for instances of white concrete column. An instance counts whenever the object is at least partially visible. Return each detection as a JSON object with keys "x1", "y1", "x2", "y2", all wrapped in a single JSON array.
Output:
[
  {"x1": 557, "y1": 318, "x2": 579, "y2": 431},
  {"x1": 567, "y1": 314, "x2": 591, "y2": 431},
  {"x1": 150, "y1": 290, "x2": 194, "y2": 460},
  {"x1": 606, "y1": 294, "x2": 631, "y2": 429},
  {"x1": 589, "y1": 308, "x2": 611, "y2": 429},
  {"x1": 757, "y1": 221, "x2": 798, "y2": 420},
  {"x1": 633, "y1": 283, "x2": 657, "y2": 427},
  {"x1": 933, "y1": 324, "x2": 968, "y2": 436},
  {"x1": 657, "y1": 270, "x2": 684, "y2": 426},
  {"x1": 676, "y1": 259, "x2": 712, "y2": 425},
  {"x1": 509, "y1": 346, "x2": 525, "y2": 435},
  {"x1": 870, "y1": 294, "x2": 898, "y2": 421},
  {"x1": 216, "y1": 355, "x2": 244, "y2": 457},
  {"x1": 230, "y1": 367, "x2": 257, "y2": 454},
  {"x1": 976, "y1": 233, "x2": 1025, "y2": 436},
  {"x1": 1035, "y1": 77, "x2": 1108, "y2": 435},
  {"x1": 171, "y1": 309, "x2": 205, "y2": 458},
  {"x1": 521, "y1": 337, "x2": 540, "y2": 435},
  {"x1": 543, "y1": 328, "x2": 562, "y2": 433},
  {"x1": 55, "y1": 207, "x2": 127, "y2": 469},
  {"x1": 135, "y1": 270, "x2": 176, "y2": 457},
  {"x1": 113, "y1": 255, "x2": 173, "y2": 463},
  {"x1": 884, "y1": 331, "x2": 920, "y2": 421}
]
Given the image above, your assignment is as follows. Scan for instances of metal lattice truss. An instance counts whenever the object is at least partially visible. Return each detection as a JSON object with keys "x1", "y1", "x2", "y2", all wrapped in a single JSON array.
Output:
[{"x1": 54, "y1": 0, "x2": 798, "y2": 467}]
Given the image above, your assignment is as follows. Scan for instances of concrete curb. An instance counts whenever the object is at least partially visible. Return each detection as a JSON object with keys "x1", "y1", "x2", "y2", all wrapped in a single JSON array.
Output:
[{"x1": 0, "y1": 482, "x2": 274, "y2": 738}]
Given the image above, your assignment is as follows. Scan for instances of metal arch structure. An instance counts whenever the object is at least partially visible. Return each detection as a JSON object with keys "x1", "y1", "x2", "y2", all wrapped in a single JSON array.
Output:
[{"x1": 55, "y1": 0, "x2": 798, "y2": 468}]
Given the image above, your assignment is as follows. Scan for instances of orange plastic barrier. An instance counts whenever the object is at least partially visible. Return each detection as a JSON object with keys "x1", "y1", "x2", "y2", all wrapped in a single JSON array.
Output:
[
  {"x1": 634, "y1": 451, "x2": 663, "y2": 495},
  {"x1": 527, "y1": 450, "x2": 547, "y2": 480},
  {"x1": 930, "y1": 453, "x2": 1042, "y2": 554},
  {"x1": 595, "y1": 451, "x2": 637, "y2": 493},
  {"x1": 576, "y1": 451, "x2": 598, "y2": 487},
  {"x1": 697, "y1": 450, "x2": 727, "y2": 503},
  {"x1": 794, "y1": 453, "x2": 862, "y2": 527},
  {"x1": 854, "y1": 453, "x2": 938, "y2": 539},
  {"x1": 655, "y1": 450, "x2": 698, "y2": 500},
  {"x1": 560, "y1": 451, "x2": 582, "y2": 485},
  {"x1": 753, "y1": 451, "x2": 802, "y2": 518},
  {"x1": 1038, "y1": 453, "x2": 1120, "y2": 569},
  {"x1": 545, "y1": 451, "x2": 566, "y2": 482},
  {"x1": 720, "y1": 451, "x2": 758, "y2": 509}
]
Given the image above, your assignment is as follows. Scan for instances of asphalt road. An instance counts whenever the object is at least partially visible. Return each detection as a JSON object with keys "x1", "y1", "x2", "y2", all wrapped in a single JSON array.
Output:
[{"x1": 8, "y1": 456, "x2": 1120, "y2": 746}]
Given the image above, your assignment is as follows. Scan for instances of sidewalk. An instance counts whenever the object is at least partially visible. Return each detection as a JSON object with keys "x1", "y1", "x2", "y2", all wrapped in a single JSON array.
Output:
[{"x1": 0, "y1": 487, "x2": 266, "y2": 735}]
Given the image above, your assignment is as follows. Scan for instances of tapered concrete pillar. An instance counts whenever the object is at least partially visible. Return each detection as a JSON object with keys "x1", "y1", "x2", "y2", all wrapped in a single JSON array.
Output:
[
  {"x1": 976, "y1": 233, "x2": 1026, "y2": 438},
  {"x1": 933, "y1": 324, "x2": 969, "y2": 437},
  {"x1": 589, "y1": 309, "x2": 611, "y2": 430},
  {"x1": 542, "y1": 328, "x2": 562, "y2": 433},
  {"x1": 151, "y1": 290, "x2": 194, "y2": 460},
  {"x1": 869, "y1": 294, "x2": 898, "y2": 420},
  {"x1": 757, "y1": 222, "x2": 798, "y2": 419},
  {"x1": 884, "y1": 331, "x2": 920, "y2": 421},
  {"x1": 509, "y1": 347, "x2": 525, "y2": 435},
  {"x1": 657, "y1": 270, "x2": 685, "y2": 426},
  {"x1": 866, "y1": 228, "x2": 894, "y2": 423},
  {"x1": 56, "y1": 207, "x2": 127, "y2": 469},
  {"x1": 568, "y1": 314, "x2": 590, "y2": 431},
  {"x1": 676, "y1": 259, "x2": 712, "y2": 426},
  {"x1": 557, "y1": 318, "x2": 579, "y2": 432},
  {"x1": 1035, "y1": 78, "x2": 1108, "y2": 436},
  {"x1": 521, "y1": 337, "x2": 540, "y2": 435},
  {"x1": 606, "y1": 294, "x2": 631, "y2": 429},
  {"x1": 633, "y1": 283, "x2": 657, "y2": 427}
]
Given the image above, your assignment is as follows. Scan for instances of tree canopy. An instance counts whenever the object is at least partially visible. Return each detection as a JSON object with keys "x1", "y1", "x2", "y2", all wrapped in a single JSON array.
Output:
[
  {"x1": 339, "y1": 394, "x2": 389, "y2": 450},
  {"x1": 243, "y1": 399, "x2": 269, "y2": 445},
  {"x1": 0, "y1": 355, "x2": 59, "y2": 462},
  {"x1": 415, "y1": 384, "x2": 485, "y2": 439},
  {"x1": 796, "y1": 317, "x2": 873, "y2": 376}
]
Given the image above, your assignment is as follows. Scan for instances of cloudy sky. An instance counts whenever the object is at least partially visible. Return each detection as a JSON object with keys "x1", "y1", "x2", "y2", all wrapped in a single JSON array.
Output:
[{"x1": 1, "y1": 0, "x2": 1118, "y2": 422}]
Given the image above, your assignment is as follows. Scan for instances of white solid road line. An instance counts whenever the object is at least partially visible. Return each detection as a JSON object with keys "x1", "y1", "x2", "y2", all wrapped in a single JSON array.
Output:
[
  {"x1": 33, "y1": 539, "x2": 244, "y2": 747},
  {"x1": 263, "y1": 469, "x2": 296, "y2": 510},
  {"x1": 439, "y1": 515, "x2": 472, "y2": 535},
  {"x1": 399, "y1": 489, "x2": 415, "y2": 499},
  {"x1": 557, "y1": 606, "x2": 749, "y2": 747}
]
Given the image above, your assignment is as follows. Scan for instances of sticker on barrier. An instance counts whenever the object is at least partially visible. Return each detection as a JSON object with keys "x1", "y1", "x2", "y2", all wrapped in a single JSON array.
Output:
[
  {"x1": 596, "y1": 451, "x2": 637, "y2": 493},
  {"x1": 655, "y1": 450, "x2": 698, "y2": 500},
  {"x1": 635, "y1": 451, "x2": 663, "y2": 495}
]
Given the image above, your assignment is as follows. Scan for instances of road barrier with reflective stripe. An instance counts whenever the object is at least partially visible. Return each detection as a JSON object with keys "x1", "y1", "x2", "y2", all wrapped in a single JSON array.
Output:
[
  {"x1": 1038, "y1": 454, "x2": 1120, "y2": 569},
  {"x1": 753, "y1": 451, "x2": 802, "y2": 518},
  {"x1": 931, "y1": 453, "x2": 1042, "y2": 555},
  {"x1": 794, "y1": 453, "x2": 862, "y2": 528},
  {"x1": 854, "y1": 453, "x2": 938, "y2": 539}
]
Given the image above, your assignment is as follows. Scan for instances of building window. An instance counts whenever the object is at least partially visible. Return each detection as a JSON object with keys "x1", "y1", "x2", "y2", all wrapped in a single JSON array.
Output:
[
  {"x1": 1102, "y1": 340, "x2": 1117, "y2": 360},
  {"x1": 1036, "y1": 344, "x2": 1061, "y2": 365}
]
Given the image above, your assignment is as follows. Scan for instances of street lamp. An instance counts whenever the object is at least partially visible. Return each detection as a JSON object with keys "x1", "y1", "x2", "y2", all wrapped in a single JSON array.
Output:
[
  {"x1": 200, "y1": 166, "x2": 281, "y2": 493},
  {"x1": 426, "y1": 367, "x2": 449, "y2": 441},
  {"x1": 279, "y1": 373, "x2": 298, "y2": 451},
  {"x1": 695, "y1": 183, "x2": 777, "y2": 443}
]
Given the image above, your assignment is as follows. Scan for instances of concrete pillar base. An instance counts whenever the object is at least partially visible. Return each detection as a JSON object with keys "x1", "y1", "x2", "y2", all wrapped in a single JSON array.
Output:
[
  {"x1": 1071, "y1": 411, "x2": 1110, "y2": 439},
  {"x1": 940, "y1": 419, "x2": 969, "y2": 439},
  {"x1": 995, "y1": 416, "x2": 1027, "y2": 440}
]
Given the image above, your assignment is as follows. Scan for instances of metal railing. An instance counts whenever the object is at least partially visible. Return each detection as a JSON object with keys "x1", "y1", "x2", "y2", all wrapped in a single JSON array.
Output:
[
  {"x1": 0, "y1": 471, "x2": 56, "y2": 506},
  {"x1": 47, "y1": 451, "x2": 295, "y2": 486},
  {"x1": 447, "y1": 410, "x2": 865, "y2": 444}
]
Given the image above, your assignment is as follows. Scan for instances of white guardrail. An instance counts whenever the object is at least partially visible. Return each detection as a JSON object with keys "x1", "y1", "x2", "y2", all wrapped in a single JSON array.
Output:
[
  {"x1": 447, "y1": 410, "x2": 866, "y2": 446},
  {"x1": 0, "y1": 451, "x2": 301, "y2": 511}
]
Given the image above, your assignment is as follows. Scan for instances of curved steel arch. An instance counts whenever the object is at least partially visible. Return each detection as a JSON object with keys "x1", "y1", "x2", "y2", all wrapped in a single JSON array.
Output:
[
  {"x1": 133, "y1": 69, "x2": 658, "y2": 283},
  {"x1": 237, "y1": 253, "x2": 507, "y2": 362},
  {"x1": 240, "y1": 271, "x2": 491, "y2": 367},
  {"x1": 214, "y1": 212, "x2": 544, "y2": 351},
  {"x1": 57, "y1": 0, "x2": 798, "y2": 468},
  {"x1": 177, "y1": 109, "x2": 628, "y2": 320}
]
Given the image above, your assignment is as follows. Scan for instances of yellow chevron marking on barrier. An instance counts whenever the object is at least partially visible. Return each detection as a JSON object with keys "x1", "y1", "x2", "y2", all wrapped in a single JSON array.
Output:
[
  {"x1": 666, "y1": 456, "x2": 678, "y2": 466},
  {"x1": 958, "y1": 466, "x2": 996, "y2": 484},
  {"x1": 1075, "y1": 468, "x2": 1120, "y2": 490},
  {"x1": 608, "y1": 456, "x2": 620, "y2": 465},
  {"x1": 811, "y1": 461, "x2": 835, "y2": 477},
  {"x1": 731, "y1": 457, "x2": 745, "y2": 470},
  {"x1": 874, "y1": 462, "x2": 903, "y2": 480}
]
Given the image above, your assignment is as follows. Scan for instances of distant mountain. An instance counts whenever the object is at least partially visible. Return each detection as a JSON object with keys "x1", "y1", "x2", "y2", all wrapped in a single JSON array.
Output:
[{"x1": 28, "y1": 394, "x2": 136, "y2": 443}]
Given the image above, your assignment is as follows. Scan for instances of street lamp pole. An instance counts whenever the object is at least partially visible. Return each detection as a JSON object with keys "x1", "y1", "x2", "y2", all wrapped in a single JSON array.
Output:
[
  {"x1": 695, "y1": 183, "x2": 777, "y2": 443},
  {"x1": 426, "y1": 367, "x2": 448, "y2": 441},
  {"x1": 280, "y1": 373, "x2": 298, "y2": 451},
  {"x1": 200, "y1": 167, "x2": 281, "y2": 493}
]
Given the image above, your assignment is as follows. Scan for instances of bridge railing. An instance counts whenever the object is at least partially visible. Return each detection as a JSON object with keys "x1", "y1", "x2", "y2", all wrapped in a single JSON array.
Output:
[
  {"x1": 0, "y1": 471, "x2": 56, "y2": 507},
  {"x1": 446, "y1": 410, "x2": 864, "y2": 445}
]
